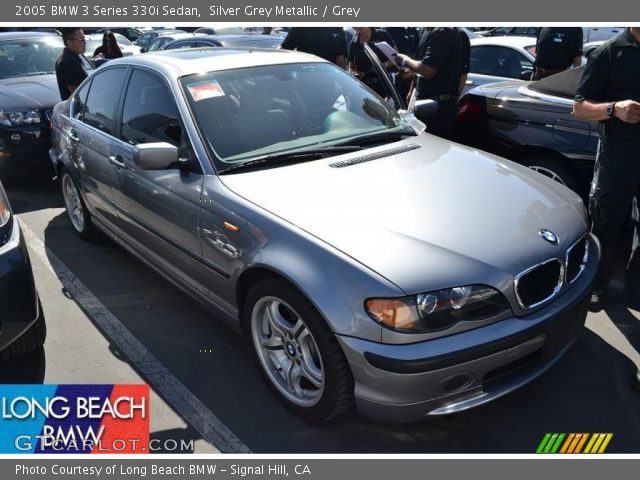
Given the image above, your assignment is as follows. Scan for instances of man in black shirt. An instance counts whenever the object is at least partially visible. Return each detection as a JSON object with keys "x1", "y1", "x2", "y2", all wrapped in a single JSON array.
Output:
[
  {"x1": 573, "y1": 27, "x2": 640, "y2": 313},
  {"x1": 395, "y1": 27, "x2": 463, "y2": 139},
  {"x1": 348, "y1": 27, "x2": 396, "y2": 98},
  {"x1": 55, "y1": 28, "x2": 88, "y2": 101},
  {"x1": 533, "y1": 27, "x2": 583, "y2": 80},
  {"x1": 281, "y1": 27, "x2": 347, "y2": 69},
  {"x1": 458, "y1": 29, "x2": 471, "y2": 94}
]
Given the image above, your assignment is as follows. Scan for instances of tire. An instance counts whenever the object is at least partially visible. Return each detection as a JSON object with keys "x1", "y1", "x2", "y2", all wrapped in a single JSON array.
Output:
[
  {"x1": 60, "y1": 168, "x2": 98, "y2": 240},
  {"x1": 0, "y1": 298, "x2": 46, "y2": 360},
  {"x1": 243, "y1": 276, "x2": 354, "y2": 421},
  {"x1": 519, "y1": 153, "x2": 581, "y2": 194}
]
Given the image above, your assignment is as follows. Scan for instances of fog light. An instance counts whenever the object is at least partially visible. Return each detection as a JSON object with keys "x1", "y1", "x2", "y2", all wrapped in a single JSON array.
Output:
[{"x1": 10, "y1": 133, "x2": 21, "y2": 143}]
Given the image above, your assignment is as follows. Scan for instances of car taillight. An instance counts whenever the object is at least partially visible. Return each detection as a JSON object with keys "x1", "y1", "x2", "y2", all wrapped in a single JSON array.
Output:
[{"x1": 457, "y1": 97, "x2": 482, "y2": 123}]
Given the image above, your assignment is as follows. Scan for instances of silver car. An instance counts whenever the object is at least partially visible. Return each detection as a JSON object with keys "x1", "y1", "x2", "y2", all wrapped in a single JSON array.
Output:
[{"x1": 49, "y1": 48, "x2": 599, "y2": 423}]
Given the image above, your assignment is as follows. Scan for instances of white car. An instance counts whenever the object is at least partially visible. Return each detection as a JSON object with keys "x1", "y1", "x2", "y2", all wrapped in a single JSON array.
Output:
[
  {"x1": 85, "y1": 33, "x2": 141, "y2": 58},
  {"x1": 464, "y1": 36, "x2": 537, "y2": 95}
]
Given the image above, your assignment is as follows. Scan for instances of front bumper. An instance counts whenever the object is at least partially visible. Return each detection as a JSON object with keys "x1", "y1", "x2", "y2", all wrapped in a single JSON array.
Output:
[
  {"x1": 0, "y1": 218, "x2": 39, "y2": 352},
  {"x1": 0, "y1": 124, "x2": 52, "y2": 177},
  {"x1": 338, "y1": 234, "x2": 599, "y2": 423}
]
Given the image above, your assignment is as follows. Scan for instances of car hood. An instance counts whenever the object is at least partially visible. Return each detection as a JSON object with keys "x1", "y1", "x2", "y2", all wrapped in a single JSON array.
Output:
[
  {"x1": 0, "y1": 75, "x2": 60, "y2": 110},
  {"x1": 220, "y1": 134, "x2": 588, "y2": 294}
]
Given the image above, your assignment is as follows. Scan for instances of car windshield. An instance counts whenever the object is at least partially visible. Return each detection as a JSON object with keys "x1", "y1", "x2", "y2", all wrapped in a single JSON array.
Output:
[
  {"x1": 0, "y1": 37, "x2": 64, "y2": 78},
  {"x1": 528, "y1": 66, "x2": 584, "y2": 99},
  {"x1": 182, "y1": 62, "x2": 407, "y2": 170}
]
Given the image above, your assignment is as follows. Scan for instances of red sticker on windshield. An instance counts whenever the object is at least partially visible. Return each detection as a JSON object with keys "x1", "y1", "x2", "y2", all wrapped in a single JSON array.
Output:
[{"x1": 187, "y1": 80, "x2": 225, "y2": 101}]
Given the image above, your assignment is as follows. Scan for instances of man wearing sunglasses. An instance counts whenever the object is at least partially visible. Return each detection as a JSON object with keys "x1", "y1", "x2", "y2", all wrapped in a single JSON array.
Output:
[{"x1": 55, "y1": 27, "x2": 88, "y2": 100}]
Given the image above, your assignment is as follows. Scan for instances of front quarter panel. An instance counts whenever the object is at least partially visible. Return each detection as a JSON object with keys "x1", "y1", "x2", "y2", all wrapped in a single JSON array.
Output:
[{"x1": 199, "y1": 175, "x2": 404, "y2": 343}]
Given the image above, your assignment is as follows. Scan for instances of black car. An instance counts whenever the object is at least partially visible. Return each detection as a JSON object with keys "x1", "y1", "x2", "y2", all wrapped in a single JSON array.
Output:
[
  {"x1": 161, "y1": 34, "x2": 284, "y2": 51},
  {"x1": 455, "y1": 66, "x2": 597, "y2": 197},
  {"x1": 0, "y1": 181, "x2": 46, "y2": 360},
  {"x1": 0, "y1": 32, "x2": 93, "y2": 185}
]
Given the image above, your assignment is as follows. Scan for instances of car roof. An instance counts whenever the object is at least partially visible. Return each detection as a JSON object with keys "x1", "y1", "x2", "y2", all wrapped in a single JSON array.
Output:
[
  {"x1": 0, "y1": 31, "x2": 60, "y2": 40},
  {"x1": 470, "y1": 36, "x2": 536, "y2": 49},
  {"x1": 104, "y1": 47, "x2": 324, "y2": 76}
]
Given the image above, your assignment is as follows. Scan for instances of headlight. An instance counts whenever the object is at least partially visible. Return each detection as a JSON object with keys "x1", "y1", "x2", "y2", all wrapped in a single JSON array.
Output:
[
  {"x1": 0, "y1": 109, "x2": 42, "y2": 127},
  {"x1": 365, "y1": 285, "x2": 511, "y2": 334},
  {"x1": 0, "y1": 186, "x2": 13, "y2": 246}
]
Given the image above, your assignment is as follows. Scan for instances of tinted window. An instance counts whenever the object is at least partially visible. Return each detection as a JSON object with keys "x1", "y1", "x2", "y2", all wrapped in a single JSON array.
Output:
[
  {"x1": 0, "y1": 37, "x2": 64, "y2": 78},
  {"x1": 469, "y1": 46, "x2": 533, "y2": 78},
  {"x1": 72, "y1": 79, "x2": 91, "y2": 120},
  {"x1": 83, "y1": 68, "x2": 126, "y2": 135},
  {"x1": 121, "y1": 70, "x2": 182, "y2": 147}
]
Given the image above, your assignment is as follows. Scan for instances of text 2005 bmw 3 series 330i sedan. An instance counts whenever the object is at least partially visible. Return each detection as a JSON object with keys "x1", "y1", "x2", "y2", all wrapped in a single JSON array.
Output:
[{"x1": 49, "y1": 48, "x2": 599, "y2": 423}]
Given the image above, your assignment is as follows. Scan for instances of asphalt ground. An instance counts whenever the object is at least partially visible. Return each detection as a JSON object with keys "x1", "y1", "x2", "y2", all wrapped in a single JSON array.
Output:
[{"x1": 2, "y1": 180, "x2": 639, "y2": 453}]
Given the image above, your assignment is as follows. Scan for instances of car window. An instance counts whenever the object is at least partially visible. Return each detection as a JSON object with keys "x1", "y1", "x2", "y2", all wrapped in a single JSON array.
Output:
[
  {"x1": 0, "y1": 37, "x2": 64, "y2": 78},
  {"x1": 127, "y1": 29, "x2": 140, "y2": 41},
  {"x1": 470, "y1": 45, "x2": 533, "y2": 79},
  {"x1": 83, "y1": 67, "x2": 127, "y2": 135},
  {"x1": 181, "y1": 62, "x2": 403, "y2": 168},
  {"x1": 71, "y1": 79, "x2": 92, "y2": 120},
  {"x1": 121, "y1": 69, "x2": 183, "y2": 148},
  {"x1": 167, "y1": 41, "x2": 193, "y2": 50}
]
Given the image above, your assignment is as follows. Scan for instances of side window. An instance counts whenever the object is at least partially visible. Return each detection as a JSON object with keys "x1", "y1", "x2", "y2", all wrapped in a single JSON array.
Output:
[
  {"x1": 469, "y1": 46, "x2": 533, "y2": 79},
  {"x1": 121, "y1": 70, "x2": 183, "y2": 148},
  {"x1": 83, "y1": 68, "x2": 126, "y2": 135},
  {"x1": 71, "y1": 79, "x2": 91, "y2": 120}
]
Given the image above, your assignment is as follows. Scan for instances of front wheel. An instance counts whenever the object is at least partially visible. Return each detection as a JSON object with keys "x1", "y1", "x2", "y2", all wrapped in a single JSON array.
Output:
[{"x1": 244, "y1": 277, "x2": 354, "y2": 421}]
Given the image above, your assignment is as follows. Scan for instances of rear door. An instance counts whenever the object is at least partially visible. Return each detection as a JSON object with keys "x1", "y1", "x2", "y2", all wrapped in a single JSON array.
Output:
[
  {"x1": 67, "y1": 67, "x2": 127, "y2": 226},
  {"x1": 109, "y1": 68, "x2": 208, "y2": 296}
]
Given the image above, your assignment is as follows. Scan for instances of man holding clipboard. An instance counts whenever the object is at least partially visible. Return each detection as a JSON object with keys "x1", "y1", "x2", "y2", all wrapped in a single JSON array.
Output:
[{"x1": 394, "y1": 27, "x2": 463, "y2": 139}]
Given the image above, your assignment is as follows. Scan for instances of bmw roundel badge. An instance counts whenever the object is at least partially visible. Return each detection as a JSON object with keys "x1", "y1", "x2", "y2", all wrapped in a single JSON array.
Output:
[{"x1": 539, "y1": 229, "x2": 559, "y2": 246}]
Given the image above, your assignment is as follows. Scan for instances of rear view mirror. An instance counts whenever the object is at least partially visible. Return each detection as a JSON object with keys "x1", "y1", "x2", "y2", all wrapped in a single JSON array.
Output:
[{"x1": 133, "y1": 143, "x2": 179, "y2": 170}]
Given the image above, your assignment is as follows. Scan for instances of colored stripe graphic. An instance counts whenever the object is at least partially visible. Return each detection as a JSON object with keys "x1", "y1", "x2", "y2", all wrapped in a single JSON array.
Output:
[{"x1": 538, "y1": 433, "x2": 613, "y2": 454}]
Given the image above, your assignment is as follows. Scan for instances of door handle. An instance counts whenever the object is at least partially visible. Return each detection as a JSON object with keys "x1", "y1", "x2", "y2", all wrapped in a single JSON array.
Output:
[
  {"x1": 109, "y1": 155, "x2": 127, "y2": 169},
  {"x1": 69, "y1": 131, "x2": 80, "y2": 142}
]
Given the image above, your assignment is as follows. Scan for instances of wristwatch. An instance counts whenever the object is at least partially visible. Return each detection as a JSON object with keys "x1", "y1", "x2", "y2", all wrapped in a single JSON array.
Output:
[{"x1": 607, "y1": 101, "x2": 617, "y2": 118}]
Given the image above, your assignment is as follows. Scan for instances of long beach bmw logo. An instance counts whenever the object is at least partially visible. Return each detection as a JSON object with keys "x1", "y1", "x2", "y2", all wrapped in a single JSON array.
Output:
[{"x1": 539, "y1": 229, "x2": 559, "y2": 246}]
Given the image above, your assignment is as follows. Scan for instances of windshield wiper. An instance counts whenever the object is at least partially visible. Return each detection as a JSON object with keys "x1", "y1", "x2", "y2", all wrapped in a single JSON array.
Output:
[
  {"x1": 218, "y1": 145, "x2": 362, "y2": 174},
  {"x1": 333, "y1": 129, "x2": 417, "y2": 147}
]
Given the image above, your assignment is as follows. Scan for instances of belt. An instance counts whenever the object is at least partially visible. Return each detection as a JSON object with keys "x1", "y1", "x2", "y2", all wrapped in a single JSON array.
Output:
[
  {"x1": 422, "y1": 93, "x2": 457, "y2": 101},
  {"x1": 534, "y1": 66, "x2": 566, "y2": 75}
]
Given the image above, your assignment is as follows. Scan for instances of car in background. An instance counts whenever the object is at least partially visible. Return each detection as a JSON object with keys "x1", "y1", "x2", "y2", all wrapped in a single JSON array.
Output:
[
  {"x1": 194, "y1": 27, "x2": 248, "y2": 36},
  {"x1": 146, "y1": 32, "x2": 205, "y2": 52},
  {"x1": 463, "y1": 36, "x2": 536, "y2": 95},
  {"x1": 0, "y1": 180, "x2": 46, "y2": 360},
  {"x1": 95, "y1": 28, "x2": 143, "y2": 43},
  {"x1": 161, "y1": 34, "x2": 284, "y2": 51},
  {"x1": 456, "y1": 66, "x2": 596, "y2": 196},
  {"x1": 135, "y1": 29, "x2": 185, "y2": 52},
  {"x1": 476, "y1": 26, "x2": 623, "y2": 44},
  {"x1": 85, "y1": 33, "x2": 142, "y2": 58},
  {"x1": 0, "y1": 32, "x2": 93, "y2": 185},
  {"x1": 50, "y1": 47, "x2": 597, "y2": 422}
]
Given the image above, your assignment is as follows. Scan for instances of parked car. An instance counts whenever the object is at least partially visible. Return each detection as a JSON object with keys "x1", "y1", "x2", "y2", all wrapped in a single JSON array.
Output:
[
  {"x1": 96, "y1": 28, "x2": 143, "y2": 43},
  {"x1": 146, "y1": 33, "x2": 205, "y2": 52},
  {"x1": 161, "y1": 34, "x2": 284, "y2": 51},
  {"x1": 50, "y1": 47, "x2": 598, "y2": 423},
  {"x1": 455, "y1": 66, "x2": 596, "y2": 196},
  {"x1": 475, "y1": 27, "x2": 623, "y2": 43},
  {"x1": 0, "y1": 180, "x2": 46, "y2": 359},
  {"x1": 0, "y1": 32, "x2": 93, "y2": 185},
  {"x1": 194, "y1": 27, "x2": 247, "y2": 36},
  {"x1": 463, "y1": 36, "x2": 536, "y2": 95},
  {"x1": 135, "y1": 29, "x2": 185, "y2": 52},
  {"x1": 85, "y1": 33, "x2": 142, "y2": 58}
]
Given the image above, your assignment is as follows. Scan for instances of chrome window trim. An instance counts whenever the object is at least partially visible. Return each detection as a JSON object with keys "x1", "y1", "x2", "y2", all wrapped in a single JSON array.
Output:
[
  {"x1": 565, "y1": 233, "x2": 590, "y2": 285},
  {"x1": 514, "y1": 258, "x2": 565, "y2": 310}
]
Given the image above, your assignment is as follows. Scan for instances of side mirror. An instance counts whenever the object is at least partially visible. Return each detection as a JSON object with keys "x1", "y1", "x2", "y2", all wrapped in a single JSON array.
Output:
[
  {"x1": 520, "y1": 70, "x2": 533, "y2": 81},
  {"x1": 133, "y1": 143, "x2": 179, "y2": 170},
  {"x1": 413, "y1": 99, "x2": 438, "y2": 121}
]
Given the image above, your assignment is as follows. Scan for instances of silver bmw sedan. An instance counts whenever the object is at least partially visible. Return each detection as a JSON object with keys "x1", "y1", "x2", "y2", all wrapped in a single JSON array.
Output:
[{"x1": 49, "y1": 47, "x2": 599, "y2": 423}]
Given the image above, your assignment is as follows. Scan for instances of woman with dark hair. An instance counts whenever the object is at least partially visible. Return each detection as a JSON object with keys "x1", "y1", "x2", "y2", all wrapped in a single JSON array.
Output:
[{"x1": 92, "y1": 31, "x2": 123, "y2": 60}]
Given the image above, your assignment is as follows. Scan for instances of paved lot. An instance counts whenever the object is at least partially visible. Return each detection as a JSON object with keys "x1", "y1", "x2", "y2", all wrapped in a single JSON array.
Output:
[{"x1": 2, "y1": 180, "x2": 639, "y2": 453}]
